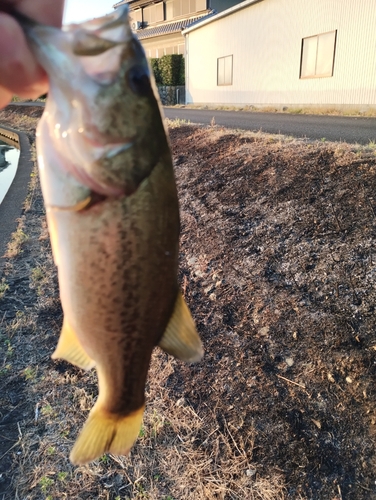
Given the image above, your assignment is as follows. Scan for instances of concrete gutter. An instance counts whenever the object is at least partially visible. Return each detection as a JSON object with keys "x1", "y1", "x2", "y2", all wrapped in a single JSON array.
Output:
[
  {"x1": 0, "y1": 125, "x2": 33, "y2": 276},
  {"x1": 0, "y1": 127, "x2": 20, "y2": 148}
]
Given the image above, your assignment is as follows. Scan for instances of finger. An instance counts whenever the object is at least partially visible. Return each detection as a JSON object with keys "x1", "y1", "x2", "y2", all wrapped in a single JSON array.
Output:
[
  {"x1": 0, "y1": 85, "x2": 13, "y2": 108},
  {"x1": 0, "y1": 13, "x2": 48, "y2": 98},
  {"x1": 0, "y1": 0, "x2": 64, "y2": 27}
]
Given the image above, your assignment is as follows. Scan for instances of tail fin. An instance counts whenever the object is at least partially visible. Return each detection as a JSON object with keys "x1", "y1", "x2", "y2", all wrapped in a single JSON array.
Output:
[{"x1": 69, "y1": 403, "x2": 144, "y2": 465}]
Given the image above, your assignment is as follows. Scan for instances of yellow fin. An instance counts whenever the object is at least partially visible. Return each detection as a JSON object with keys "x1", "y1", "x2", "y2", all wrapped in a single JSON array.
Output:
[
  {"x1": 70, "y1": 404, "x2": 144, "y2": 465},
  {"x1": 52, "y1": 318, "x2": 95, "y2": 371},
  {"x1": 159, "y1": 292, "x2": 203, "y2": 363}
]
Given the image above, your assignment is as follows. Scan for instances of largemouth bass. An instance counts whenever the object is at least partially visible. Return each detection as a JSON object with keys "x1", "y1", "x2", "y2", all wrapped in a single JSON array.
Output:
[{"x1": 14, "y1": 6, "x2": 203, "y2": 465}]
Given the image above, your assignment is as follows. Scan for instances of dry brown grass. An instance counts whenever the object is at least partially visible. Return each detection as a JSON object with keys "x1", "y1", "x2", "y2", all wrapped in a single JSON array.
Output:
[
  {"x1": 1, "y1": 108, "x2": 376, "y2": 500},
  {"x1": 171, "y1": 103, "x2": 376, "y2": 117},
  {"x1": 0, "y1": 110, "x2": 288, "y2": 500},
  {"x1": 4, "y1": 221, "x2": 29, "y2": 259}
]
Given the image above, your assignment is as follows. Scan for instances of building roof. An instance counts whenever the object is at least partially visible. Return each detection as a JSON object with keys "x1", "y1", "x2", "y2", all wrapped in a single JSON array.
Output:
[
  {"x1": 136, "y1": 12, "x2": 214, "y2": 40},
  {"x1": 182, "y1": 0, "x2": 264, "y2": 34},
  {"x1": 113, "y1": 0, "x2": 163, "y2": 8},
  {"x1": 113, "y1": 0, "x2": 128, "y2": 7}
]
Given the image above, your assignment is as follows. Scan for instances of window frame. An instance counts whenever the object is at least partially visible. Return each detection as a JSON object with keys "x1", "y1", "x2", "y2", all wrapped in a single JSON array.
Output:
[
  {"x1": 300, "y1": 30, "x2": 337, "y2": 79},
  {"x1": 217, "y1": 55, "x2": 233, "y2": 86}
]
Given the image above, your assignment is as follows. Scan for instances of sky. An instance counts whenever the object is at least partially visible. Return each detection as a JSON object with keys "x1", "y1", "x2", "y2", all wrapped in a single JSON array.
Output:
[{"x1": 63, "y1": 0, "x2": 116, "y2": 24}]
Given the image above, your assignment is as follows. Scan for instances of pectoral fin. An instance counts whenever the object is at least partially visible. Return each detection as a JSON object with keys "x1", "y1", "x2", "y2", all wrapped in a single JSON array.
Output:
[
  {"x1": 52, "y1": 318, "x2": 95, "y2": 370},
  {"x1": 159, "y1": 292, "x2": 203, "y2": 363}
]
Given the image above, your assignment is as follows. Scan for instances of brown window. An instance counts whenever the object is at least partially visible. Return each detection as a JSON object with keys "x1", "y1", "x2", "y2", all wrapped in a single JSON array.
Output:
[
  {"x1": 166, "y1": 0, "x2": 173, "y2": 20},
  {"x1": 172, "y1": 0, "x2": 207, "y2": 18},
  {"x1": 300, "y1": 30, "x2": 337, "y2": 78},
  {"x1": 130, "y1": 9, "x2": 142, "y2": 23},
  {"x1": 173, "y1": 0, "x2": 182, "y2": 17},
  {"x1": 155, "y1": 2, "x2": 164, "y2": 21},
  {"x1": 196, "y1": 0, "x2": 207, "y2": 11},
  {"x1": 143, "y1": 2, "x2": 164, "y2": 25},
  {"x1": 217, "y1": 55, "x2": 233, "y2": 86}
]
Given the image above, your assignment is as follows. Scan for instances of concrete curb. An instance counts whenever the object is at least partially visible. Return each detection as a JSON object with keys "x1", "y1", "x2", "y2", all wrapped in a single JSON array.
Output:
[{"x1": 0, "y1": 125, "x2": 34, "y2": 276}]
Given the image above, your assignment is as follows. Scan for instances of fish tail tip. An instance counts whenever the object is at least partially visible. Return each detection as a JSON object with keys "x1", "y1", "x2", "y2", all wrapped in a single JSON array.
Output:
[
  {"x1": 188, "y1": 346, "x2": 204, "y2": 363},
  {"x1": 69, "y1": 404, "x2": 144, "y2": 465}
]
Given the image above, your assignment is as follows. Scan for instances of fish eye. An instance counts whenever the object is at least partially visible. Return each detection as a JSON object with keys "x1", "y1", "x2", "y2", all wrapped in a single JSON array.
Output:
[{"x1": 127, "y1": 65, "x2": 151, "y2": 96}]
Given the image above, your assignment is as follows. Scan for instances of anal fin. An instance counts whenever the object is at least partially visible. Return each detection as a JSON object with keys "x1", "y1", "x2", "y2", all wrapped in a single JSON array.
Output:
[
  {"x1": 52, "y1": 317, "x2": 95, "y2": 370},
  {"x1": 159, "y1": 292, "x2": 203, "y2": 363}
]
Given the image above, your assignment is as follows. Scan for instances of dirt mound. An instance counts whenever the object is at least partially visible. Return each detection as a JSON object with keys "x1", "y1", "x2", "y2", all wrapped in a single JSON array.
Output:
[
  {"x1": 0, "y1": 107, "x2": 375, "y2": 499},
  {"x1": 6, "y1": 104, "x2": 44, "y2": 119}
]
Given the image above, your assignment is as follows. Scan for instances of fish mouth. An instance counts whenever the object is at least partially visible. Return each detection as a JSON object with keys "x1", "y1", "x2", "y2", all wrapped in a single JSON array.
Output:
[
  {"x1": 68, "y1": 161, "x2": 124, "y2": 197},
  {"x1": 50, "y1": 122, "x2": 134, "y2": 197},
  {"x1": 66, "y1": 140, "x2": 132, "y2": 197},
  {"x1": 103, "y1": 142, "x2": 133, "y2": 160},
  {"x1": 82, "y1": 131, "x2": 133, "y2": 157}
]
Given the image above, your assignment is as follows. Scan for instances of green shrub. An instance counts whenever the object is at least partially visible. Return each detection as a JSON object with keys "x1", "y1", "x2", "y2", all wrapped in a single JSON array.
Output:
[
  {"x1": 150, "y1": 55, "x2": 185, "y2": 86},
  {"x1": 179, "y1": 57, "x2": 185, "y2": 85},
  {"x1": 150, "y1": 58, "x2": 162, "y2": 85}
]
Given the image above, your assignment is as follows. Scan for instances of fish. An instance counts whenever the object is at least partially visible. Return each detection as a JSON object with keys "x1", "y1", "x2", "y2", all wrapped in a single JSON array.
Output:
[{"x1": 13, "y1": 6, "x2": 203, "y2": 465}]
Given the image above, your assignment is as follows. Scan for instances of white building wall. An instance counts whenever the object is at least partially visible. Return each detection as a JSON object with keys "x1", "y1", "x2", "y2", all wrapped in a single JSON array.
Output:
[{"x1": 185, "y1": 0, "x2": 376, "y2": 107}]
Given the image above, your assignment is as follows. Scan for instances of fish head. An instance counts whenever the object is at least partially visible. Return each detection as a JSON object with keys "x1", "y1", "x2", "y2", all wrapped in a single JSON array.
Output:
[{"x1": 28, "y1": 5, "x2": 168, "y2": 206}]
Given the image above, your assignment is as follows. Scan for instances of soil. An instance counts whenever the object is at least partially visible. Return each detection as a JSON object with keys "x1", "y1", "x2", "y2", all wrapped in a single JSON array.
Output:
[{"x1": 0, "y1": 105, "x2": 375, "y2": 500}]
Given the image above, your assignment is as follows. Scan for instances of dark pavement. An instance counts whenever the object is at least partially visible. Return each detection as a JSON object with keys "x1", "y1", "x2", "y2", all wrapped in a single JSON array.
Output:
[
  {"x1": 14, "y1": 101, "x2": 376, "y2": 144},
  {"x1": 164, "y1": 107, "x2": 376, "y2": 145}
]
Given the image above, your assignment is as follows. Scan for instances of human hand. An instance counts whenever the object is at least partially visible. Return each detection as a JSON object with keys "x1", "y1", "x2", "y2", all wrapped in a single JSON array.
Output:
[{"x1": 0, "y1": 0, "x2": 64, "y2": 108}]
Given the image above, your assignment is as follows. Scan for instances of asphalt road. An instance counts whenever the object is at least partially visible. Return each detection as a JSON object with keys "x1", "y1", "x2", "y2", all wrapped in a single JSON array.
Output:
[
  {"x1": 11, "y1": 101, "x2": 376, "y2": 145},
  {"x1": 164, "y1": 107, "x2": 376, "y2": 145}
]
